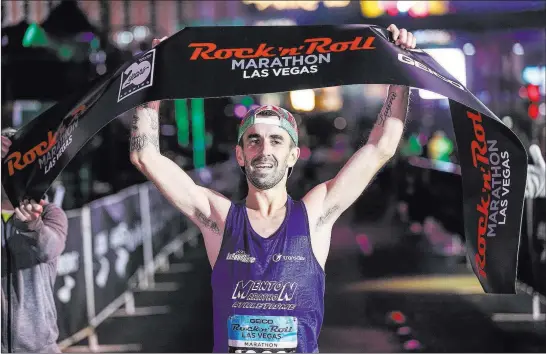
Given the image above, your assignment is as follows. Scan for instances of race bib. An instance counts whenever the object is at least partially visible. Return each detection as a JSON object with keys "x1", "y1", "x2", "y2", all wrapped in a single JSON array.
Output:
[{"x1": 228, "y1": 315, "x2": 298, "y2": 353}]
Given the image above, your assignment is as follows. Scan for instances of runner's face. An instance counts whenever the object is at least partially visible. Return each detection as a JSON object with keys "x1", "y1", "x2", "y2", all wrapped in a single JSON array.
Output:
[{"x1": 237, "y1": 124, "x2": 298, "y2": 190}]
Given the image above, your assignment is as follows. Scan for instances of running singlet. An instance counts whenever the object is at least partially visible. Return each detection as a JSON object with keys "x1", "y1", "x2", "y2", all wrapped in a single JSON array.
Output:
[{"x1": 212, "y1": 196, "x2": 325, "y2": 353}]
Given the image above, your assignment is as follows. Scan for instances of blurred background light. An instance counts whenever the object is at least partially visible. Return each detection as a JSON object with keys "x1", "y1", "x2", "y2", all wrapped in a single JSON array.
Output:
[
  {"x1": 419, "y1": 48, "x2": 467, "y2": 100},
  {"x1": 512, "y1": 42, "x2": 524, "y2": 56},
  {"x1": 408, "y1": 1, "x2": 429, "y2": 17},
  {"x1": 241, "y1": 96, "x2": 254, "y2": 107},
  {"x1": 502, "y1": 116, "x2": 514, "y2": 129},
  {"x1": 539, "y1": 102, "x2": 546, "y2": 116},
  {"x1": 290, "y1": 89, "x2": 316, "y2": 112},
  {"x1": 360, "y1": 0, "x2": 384, "y2": 18},
  {"x1": 234, "y1": 104, "x2": 248, "y2": 119},
  {"x1": 334, "y1": 116, "x2": 347, "y2": 130},
  {"x1": 414, "y1": 30, "x2": 452, "y2": 46},
  {"x1": 259, "y1": 93, "x2": 282, "y2": 107},
  {"x1": 463, "y1": 43, "x2": 476, "y2": 56},
  {"x1": 132, "y1": 26, "x2": 150, "y2": 41},
  {"x1": 397, "y1": 1, "x2": 416, "y2": 13}
]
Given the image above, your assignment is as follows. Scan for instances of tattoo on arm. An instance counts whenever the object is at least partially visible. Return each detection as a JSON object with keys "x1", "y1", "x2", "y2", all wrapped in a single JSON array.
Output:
[
  {"x1": 130, "y1": 134, "x2": 147, "y2": 152},
  {"x1": 316, "y1": 205, "x2": 340, "y2": 228},
  {"x1": 130, "y1": 133, "x2": 160, "y2": 152},
  {"x1": 131, "y1": 113, "x2": 139, "y2": 131},
  {"x1": 377, "y1": 92, "x2": 397, "y2": 127},
  {"x1": 195, "y1": 210, "x2": 221, "y2": 234}
]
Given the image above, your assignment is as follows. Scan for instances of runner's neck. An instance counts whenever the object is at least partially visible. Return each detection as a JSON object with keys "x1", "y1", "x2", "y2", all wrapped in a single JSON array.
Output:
[{"x1": 245, "y1": 187, "x2": 288, "y2": 218}]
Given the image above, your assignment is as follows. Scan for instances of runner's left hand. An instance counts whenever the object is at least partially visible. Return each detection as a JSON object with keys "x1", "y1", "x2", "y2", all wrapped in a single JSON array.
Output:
[{"x1": 387, "y1": 24, "x2": 416, "y2": 50}]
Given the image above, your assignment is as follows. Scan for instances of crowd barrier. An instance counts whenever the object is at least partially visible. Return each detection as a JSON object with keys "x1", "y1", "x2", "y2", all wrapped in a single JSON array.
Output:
[{"x1": 52, "y1": 161, "x2": 241, "y2": 351}]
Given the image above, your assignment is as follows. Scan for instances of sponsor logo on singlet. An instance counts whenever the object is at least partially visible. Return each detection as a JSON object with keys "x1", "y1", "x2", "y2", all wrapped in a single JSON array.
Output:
[
  {"x1": 227, "y1": 249, "x2": 257, "y2": 264},
  {"x1": 272, "y1": 254, "x2": 305, "y2": 262}
]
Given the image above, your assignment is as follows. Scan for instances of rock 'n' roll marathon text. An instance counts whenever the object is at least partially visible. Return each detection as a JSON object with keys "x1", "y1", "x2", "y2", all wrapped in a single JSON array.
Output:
[
  {"x1": 187, "y1": 36, "x2": 376, "y2": 80},
  {"x1": 231, "y1": 325, "x2": 293, "y2": 341},
  {"x1": 468, "y1": 111, "x2": 511, "y2": 278},
  {"x1": 233, "y1": 54, "x2": 330, "y2": 79},
  {"x1": 486, "y1": 139, "x2": 511, "y2": 232},
  {"x1": 38, "y1": 118, "x2": 79, "y2": 174}
]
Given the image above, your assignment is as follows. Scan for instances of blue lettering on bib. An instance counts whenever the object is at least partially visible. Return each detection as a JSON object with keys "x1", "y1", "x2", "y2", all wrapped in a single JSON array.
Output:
[{"x1": 228, "y1": 315, "x2": 298, "y2": 353}]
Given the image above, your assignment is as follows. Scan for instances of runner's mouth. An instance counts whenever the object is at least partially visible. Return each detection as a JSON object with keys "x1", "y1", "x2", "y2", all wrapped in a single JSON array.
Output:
[{"x1": 254, "y1": 164, "x2": 274, "y2": 170}]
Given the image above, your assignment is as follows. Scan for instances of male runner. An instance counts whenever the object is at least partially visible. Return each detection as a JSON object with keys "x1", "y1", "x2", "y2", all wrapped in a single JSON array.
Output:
[
  {"x1": 1, "y1": 129, "x2": 68, "y2": 353},
  {"x1": 130, "y1": 24, "x2": 416, "y2": 353}
]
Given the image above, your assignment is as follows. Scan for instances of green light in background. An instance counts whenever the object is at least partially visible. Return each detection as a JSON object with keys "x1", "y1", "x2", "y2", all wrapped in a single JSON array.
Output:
[
  {"x1": 428, "y1": 133, "x2": 453, "y2": 162},
  {"x1": 22, "y1": 23, "x2": 49, "y2": 47},
  {"x1": 401, "y1": 134, "x2": 423, "y2": 157},
  {"x1": 58, "y1": 45, "x2": 74, "y2": 61},
  {"x1": 435, "y1": 136, "x2": 454, "y2": 162},
  {"x1": 232, "y1": 18, "x2": 245, "y2": 26},
  {"x1": 90, "y1": 37, "x2": 100, "y2": 50},
  {"x1": 191, "y1": 98, "x2": 206, "y2": 169},
  {"x1": 175, "y1": 99, "x2": 190, "y2": 147},
  {"x1": 241, "y1": 96, "x2": 254, "y2": 107}
]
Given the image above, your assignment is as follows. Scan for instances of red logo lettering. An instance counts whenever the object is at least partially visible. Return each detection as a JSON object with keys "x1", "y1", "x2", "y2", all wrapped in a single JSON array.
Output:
[
  {"x1": 467, "y1": 111, "x2": 490, "y2": 279},
  {"x1": 188, "y1": 36, "x2": 376, "y2": 60},
  {"x1": 6, "y1": 131, "x2": 57, "y2": 176}
]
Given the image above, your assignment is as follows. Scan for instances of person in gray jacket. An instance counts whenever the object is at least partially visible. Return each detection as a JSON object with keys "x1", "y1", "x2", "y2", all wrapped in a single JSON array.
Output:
[
  {"x1": 525, "y1": 144, "x2": 545, "y2": 199},
  {"x1": 1, "y1": 128, "x2": 68, "y2": 353}
]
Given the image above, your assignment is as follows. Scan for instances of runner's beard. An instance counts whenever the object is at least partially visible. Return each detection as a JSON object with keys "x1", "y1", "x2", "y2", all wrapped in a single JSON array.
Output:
[{"x1": 245, "y1": 155, "x2": 288, "y2": 190}]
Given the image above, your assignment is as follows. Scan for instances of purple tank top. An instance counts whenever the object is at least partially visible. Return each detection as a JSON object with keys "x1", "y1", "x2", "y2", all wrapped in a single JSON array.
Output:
[{"x1": 211, "y1": 196, "x2": 325, "y2": 353}]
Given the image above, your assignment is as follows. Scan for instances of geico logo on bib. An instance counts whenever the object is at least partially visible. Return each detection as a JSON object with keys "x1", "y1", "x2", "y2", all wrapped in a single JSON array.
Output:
[
  {"x1": 251, "y1": 318, "x2": 274, "y2": 324},
  {"x1": 272, "y1": 254, "x2": 305, "y2": 262},
  {"x1": 118, "y1": 49, "x2": 156, "y2": 102}
]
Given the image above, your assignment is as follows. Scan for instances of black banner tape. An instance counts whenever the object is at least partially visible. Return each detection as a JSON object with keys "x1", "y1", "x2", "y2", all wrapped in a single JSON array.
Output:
[{"x1": 1, "y1": 25, "x2": 527, "y2": 293}]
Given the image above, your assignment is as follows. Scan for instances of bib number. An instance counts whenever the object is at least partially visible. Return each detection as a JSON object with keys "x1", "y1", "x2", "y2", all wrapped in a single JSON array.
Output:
[{"x1": 228, "y1": 315, "x2": 298, "y2": 353}]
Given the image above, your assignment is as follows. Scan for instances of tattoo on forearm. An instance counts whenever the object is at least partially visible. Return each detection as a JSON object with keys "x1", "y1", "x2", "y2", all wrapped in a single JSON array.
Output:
[
  {"x1": 131, "y1": 113, "x2": 139, "y2": 131},
  {"x1": 130, "y1": 133, "x2": 160, "y2": 152},
  {"x1": 133, "y1": 108, "x2": 159, "y2": 131},
  {"x1": 195, "y1": 210, "x2": 220, "y2": 234},
  {"x1": 317, "y1": 205, "x2": 340, "y2": 228},
  {"x1": 130, "y1": 134, "x2": 147, "y2": 152},
  {"x1": 377, "y1": 92, "x2": 397, "y2": 127}
]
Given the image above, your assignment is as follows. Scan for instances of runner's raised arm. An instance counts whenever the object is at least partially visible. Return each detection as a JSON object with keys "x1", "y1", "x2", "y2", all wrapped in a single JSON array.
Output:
[{"x1": 129, "y1": 37, "x2": 231, "y2": 267}]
